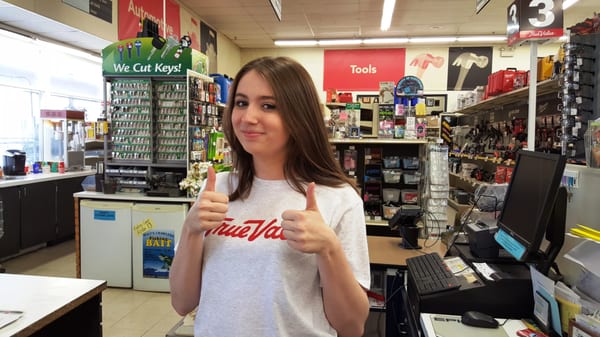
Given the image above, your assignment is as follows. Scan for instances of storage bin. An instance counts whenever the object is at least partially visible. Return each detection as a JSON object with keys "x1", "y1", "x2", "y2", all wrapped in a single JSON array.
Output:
[
  {"x1": 383, "y1": 204, "x2": 401, "y2": 219},
  {"x1": 402, "y1": 171, "x2": 420, "y2": 184},
  {"x1": 383, "y1": 156, "x2": 401, "y2": 168},
  {"x1": 402, "y1": 157, "x2": 419, "y2": 169},
  {"x1": 401, "y1": 189, "x2": 418, "y2": 204},
  {"x1": 382, "y1": 188, "x2": 401, "y2": 202},
  {"x1": 383, "y1": 169, "x2": 401, "y2": 183}
]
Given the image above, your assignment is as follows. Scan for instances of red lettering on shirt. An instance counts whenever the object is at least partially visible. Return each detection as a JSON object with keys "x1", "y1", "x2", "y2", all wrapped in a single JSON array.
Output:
[{"x1": 205, "y1": 217, "x2": 286, "y2": 242}]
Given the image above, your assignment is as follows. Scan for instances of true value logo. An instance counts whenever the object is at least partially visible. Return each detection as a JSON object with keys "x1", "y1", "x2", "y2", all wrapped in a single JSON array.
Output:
[{"x1": 112, "y1": 63, "x2": 183, "y2": 75}]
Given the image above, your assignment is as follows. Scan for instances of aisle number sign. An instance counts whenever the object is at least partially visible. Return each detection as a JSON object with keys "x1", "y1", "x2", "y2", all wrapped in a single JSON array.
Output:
[{"x1": 507, "y1": 0, "x2": 563, "y2": 46}]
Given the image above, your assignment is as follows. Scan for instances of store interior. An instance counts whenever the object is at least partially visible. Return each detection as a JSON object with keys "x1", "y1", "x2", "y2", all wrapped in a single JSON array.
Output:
[{"x1": 1, "y1": 1, "x2": 600, "y2": 337}]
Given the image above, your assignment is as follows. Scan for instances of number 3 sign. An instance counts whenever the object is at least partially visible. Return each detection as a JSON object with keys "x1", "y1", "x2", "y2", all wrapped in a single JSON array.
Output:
[{"x1": 507, "y1": 0, "x2": 564, "y2": 46}]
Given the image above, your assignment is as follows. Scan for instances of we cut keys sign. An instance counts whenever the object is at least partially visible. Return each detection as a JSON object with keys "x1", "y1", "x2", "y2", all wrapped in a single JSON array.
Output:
[{"x1": 323, "y1": 49, "x2": 406, "y2": 91}]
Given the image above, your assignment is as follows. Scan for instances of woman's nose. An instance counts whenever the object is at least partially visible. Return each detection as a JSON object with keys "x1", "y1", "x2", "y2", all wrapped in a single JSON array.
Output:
[{"x1": 241, "y1": 104, "x2": 259, "y2": 123}]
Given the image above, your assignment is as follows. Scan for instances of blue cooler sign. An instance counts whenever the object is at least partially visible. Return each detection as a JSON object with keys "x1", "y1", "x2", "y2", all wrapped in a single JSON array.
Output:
[
  {"x1": 142, "y1": 230, "x2": 175, "y2": 279},
  {"x1": 507, "y1": 0, "x2": 563, "y2": 46}
]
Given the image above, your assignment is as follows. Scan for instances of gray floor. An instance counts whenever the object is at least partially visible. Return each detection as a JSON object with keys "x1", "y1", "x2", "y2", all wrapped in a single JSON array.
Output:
[{"x1": 2, "y1": 239, "x2": 385, "y2": 337}]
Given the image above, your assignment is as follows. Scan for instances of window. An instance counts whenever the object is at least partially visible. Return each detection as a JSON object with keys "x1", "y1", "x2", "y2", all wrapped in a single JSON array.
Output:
[{"x1": 0, "y1": 29, "x2": 103, "y2": 163}]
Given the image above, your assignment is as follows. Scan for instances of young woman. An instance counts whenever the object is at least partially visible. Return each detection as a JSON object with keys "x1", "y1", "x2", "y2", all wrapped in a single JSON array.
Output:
[{"x1": 169, "y1": 56, "x2": 370, "y2": 337}]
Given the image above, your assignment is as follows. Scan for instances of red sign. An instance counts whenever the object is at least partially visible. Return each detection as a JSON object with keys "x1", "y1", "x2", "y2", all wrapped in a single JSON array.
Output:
[
  {"x1": 323, "y1": 49, "x2": 406, "y2": 91},
  {"x1": 507, "y1": 0, "x2": 563, "y2": 46},
  {"x1": 118, "y1": 0, "x2": 181, "y2": 41}
]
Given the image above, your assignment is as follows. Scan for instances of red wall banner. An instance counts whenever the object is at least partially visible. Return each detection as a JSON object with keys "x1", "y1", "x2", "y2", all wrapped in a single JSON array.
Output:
[
  {"x1": 118, "y1": 0, "x2": 181, "y2": 41},
  {"x1": 323, "y1": 49, "x2": 406, "y2": 91}
]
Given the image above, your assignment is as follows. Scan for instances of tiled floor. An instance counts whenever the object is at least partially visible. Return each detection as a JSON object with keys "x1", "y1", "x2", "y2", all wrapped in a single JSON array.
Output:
[
  {"x1": 1, "y1": 240, "x2": 183, "y2": 337},
  {"x1": 2, "y1": 239, "x2": 385, "y2": 337}
]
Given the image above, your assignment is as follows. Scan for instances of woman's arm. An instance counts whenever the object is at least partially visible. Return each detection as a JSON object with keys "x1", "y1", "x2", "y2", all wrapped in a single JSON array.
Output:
[
  {"x1": 281, "y1": 183, "x2": 370, "y2": 337},
  {"x1": 169, "y1": 167, "x2": 229, "y2": 316},
  {"x1": 317, "y1": 240, "x2": 370, "y2": 337}
]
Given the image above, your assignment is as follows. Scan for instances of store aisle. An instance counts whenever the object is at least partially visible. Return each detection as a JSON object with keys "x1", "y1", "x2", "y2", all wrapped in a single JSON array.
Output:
[{"x1": 1, "y1": 240, "x2": 183, "y2": 337}]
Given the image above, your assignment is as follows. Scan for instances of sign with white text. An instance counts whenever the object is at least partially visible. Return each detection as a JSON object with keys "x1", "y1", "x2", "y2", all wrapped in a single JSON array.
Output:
[
  {"x1": 323, "y1": 49, "x2": 406, "y2": 91},
  {"x1": 102, "y1": 38, "x2": 208, "y2": 76},
  {"x1": 507, "y1": 0, "x2": 563, "y2": 46}
]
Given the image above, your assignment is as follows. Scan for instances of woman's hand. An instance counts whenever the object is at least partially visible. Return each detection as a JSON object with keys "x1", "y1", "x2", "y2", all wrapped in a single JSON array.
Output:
[
  {"x1": 280, "y1": 182, "x2": 336, "y2": 255},
  {"x1": 185, "y1": 166, "x2": 229, "y2": 234}
]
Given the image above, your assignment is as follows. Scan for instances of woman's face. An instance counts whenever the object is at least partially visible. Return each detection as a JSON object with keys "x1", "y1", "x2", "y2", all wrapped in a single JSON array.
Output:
[{"x1": 231, "y1": 70, "x2": 289, "y2": 162}]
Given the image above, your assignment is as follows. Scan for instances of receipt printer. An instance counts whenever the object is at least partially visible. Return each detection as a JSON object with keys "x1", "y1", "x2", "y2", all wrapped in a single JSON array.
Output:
[{"x1": 466, "y1": 219, "x2": 500, "y2": 258}]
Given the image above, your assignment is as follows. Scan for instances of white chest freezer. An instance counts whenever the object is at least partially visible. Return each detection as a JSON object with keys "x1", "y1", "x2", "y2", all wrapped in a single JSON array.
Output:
[
  {"x1": 131, "y1": 203, "x2": 188, "y2": 292},
  {"x1": 80, "y1": 200, "x2": 134, "y2": 287}
]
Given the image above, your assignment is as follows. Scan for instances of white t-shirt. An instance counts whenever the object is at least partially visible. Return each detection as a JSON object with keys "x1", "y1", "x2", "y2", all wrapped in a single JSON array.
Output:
[{"x1": 194, "y1": 172, "x2": 370, "y2": 337}]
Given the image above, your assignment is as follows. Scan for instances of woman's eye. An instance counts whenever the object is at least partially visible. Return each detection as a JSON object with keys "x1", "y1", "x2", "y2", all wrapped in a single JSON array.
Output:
[
  {"x1": 234, "y1": 100, "x2": 248, "y2": 107},
  {"x1": 262, "y1": 103, "x2": 276, "y2": 110}
]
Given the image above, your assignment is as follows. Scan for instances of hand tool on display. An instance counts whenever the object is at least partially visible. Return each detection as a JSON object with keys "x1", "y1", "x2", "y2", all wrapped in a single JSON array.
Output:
[
  {"x1": 452, "y1": 52, "x2": 489, "y2": 90},
  {"x1": 410, "y1": 53, "x2": 445, "y2": 78}
]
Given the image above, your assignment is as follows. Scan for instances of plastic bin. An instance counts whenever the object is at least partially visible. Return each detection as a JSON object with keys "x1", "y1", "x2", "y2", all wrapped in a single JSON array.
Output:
[
  {"x1": 402, "y1": 157, "x2": 420, "y2": 170},
  {"x1": 401, "y1": 189, "x2": 419, "y2": 204},
  {"x1": 383, "y1": 170, "x2": 402, "y2": 183},
  {"x1": 383, "y1": 188, "x2": 401, "y2": 203},
  {"x1": 383, "y1": 156, "x2": 401, "y2": 168},
  {"x1": 383, "y1": 204, "x2": 401, "y2": 219},
  {"x1": 403, "y1": 172, "x2": 420, "y2": 185}
]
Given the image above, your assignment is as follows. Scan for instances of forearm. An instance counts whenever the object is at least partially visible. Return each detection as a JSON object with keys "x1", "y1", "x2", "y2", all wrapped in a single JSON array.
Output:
[
  {"x1": 169, "y1": 225, "x2": 205, "y2": 315},
  {"x1": 318, "y1": 240, "x2": 370, "y2": 337}
]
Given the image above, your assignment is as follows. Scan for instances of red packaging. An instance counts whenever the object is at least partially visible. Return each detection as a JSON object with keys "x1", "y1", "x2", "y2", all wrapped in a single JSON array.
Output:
[
  {"x1": 495, "y1": 165, "x2": 507, "y2": 184},
  {"x1": 337, "y1": 92, "x2": 353, "y2": 103},
  {"x1": 505, "y1": 166, "x2": 514, "y2": 183}
]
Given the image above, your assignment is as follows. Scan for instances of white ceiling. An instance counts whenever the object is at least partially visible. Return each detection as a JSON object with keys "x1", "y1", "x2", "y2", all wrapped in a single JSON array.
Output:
[{"x1": 0, "y1": 0, "x2": 598, "y2": 53}]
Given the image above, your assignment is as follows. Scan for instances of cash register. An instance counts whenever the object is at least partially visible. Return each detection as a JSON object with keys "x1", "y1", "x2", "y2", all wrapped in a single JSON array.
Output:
[{"x1": 406, "y1": 150, "x2": 567, "y2": 320}]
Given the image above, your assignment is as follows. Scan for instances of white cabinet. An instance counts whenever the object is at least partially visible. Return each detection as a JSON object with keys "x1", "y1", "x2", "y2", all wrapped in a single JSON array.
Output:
[{"x1": 80, "y1": 200, "x2": 134, "y2": 287}]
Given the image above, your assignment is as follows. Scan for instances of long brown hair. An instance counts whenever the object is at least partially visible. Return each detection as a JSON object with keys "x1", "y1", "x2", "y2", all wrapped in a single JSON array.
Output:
[{"x1": 222, "y1": 56, "x2": 358, "y2": 201}]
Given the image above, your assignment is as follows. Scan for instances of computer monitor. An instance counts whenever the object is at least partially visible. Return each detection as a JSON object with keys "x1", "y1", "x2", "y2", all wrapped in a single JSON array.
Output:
[{"x1": 494, "y1": 150, "x2": 567, "y2": 272}]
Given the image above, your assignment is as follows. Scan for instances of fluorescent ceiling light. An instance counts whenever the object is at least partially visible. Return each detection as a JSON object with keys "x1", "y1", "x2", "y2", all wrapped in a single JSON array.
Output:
[
  {"x1": 274, "y1": 40, "x2": 318, "y2": 47},
  {"x1": 380, "y1": 0, "x2": 396, "y2": 31},
  {"x1": 457, "y1": 36, "x2": 506, "y2": 42},
  {"x1": 274, "y1": 35, "x2": 513, "y2": 47},
  {"x1": 363, "y1": 38, "x2": 409, "y2": 45},
  {"x1": 318, "y1": 39, "x2": 362, "y2": 46},
  {"x1": 409, "y1": 36, "x2": 457, "y2": 43},
  {"x1": 563, "y1": 0, "x2": 579, "y2": 10}
]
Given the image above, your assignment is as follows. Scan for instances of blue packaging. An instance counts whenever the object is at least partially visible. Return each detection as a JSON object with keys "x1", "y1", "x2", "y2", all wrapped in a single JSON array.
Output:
[{"x1": 210, "y1": 74, "x2": 232, "y2": 104}]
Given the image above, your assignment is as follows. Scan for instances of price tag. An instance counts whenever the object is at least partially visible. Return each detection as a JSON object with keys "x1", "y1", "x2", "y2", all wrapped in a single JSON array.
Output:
[
  {"x1": 507, "y1": 0, "x2": 563, "y2": 46},
  {"x1": 133, "y1": 218, "x2": 155, "y2": 236}
]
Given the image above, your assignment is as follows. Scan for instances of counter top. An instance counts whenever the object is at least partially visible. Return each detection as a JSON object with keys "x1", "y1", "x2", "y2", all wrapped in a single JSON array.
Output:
[
  {"x1": 74, "y1": 191, "x2": 195, "y2": 203},
  {"x1": 0, "y1": 170, "x2": 95, "y2": 188}
]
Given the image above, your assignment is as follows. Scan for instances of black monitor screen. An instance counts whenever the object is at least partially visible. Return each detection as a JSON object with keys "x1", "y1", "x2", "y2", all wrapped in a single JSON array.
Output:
[{"x1": 495, "y1": 150, "x2": 566, "y2": 261}]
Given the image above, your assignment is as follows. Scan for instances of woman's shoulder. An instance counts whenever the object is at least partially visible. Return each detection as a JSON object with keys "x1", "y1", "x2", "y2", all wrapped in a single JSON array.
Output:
[{"x1": 315, "y1": 183, "x2": 361, "y2": 203}]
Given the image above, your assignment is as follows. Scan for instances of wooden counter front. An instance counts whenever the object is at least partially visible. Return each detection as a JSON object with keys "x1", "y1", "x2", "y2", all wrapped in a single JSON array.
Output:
[{"x1": 367, "y1": 236, "x2": 447, "y2": 267}]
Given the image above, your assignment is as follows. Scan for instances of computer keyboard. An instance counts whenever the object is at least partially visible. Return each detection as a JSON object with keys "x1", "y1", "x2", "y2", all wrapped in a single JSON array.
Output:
[{"x1": 406, "y1": 253, "x2": 461, "y2": 295}]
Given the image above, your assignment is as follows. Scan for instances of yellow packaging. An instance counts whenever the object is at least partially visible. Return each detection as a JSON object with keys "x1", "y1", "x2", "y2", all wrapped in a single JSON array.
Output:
[
  {"x1": 537, "y1": 56, "x2": 554, "y2": 81},
  {"x1": 555, "y1": 295, "x2": 581, "y2": 333}
]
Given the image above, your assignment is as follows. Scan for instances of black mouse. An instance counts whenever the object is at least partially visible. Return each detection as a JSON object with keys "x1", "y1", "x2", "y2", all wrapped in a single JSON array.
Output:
[{"x1": 461, "y1": 310, "x2": 499, "y2": 328}]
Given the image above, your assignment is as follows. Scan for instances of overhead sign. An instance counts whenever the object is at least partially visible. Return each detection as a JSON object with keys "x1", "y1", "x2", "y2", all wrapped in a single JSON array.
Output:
[
  {"x1": 507, "y1": 0, "x2": 563, "y2": 46},
  {"x1": 323, "y1": 49, "x2": 406, "y2": 91},
  {"x1": 269, "y1": 0, "x2": 282, "y2": 21},
  {"x1": 102, "y1": 38, "x2": 208, "y2": 76},
  {"x1": 63, "y1": 0, "x2": 112, "y2": 23},
  {"x1": 476, "y1": 0, "x2": 492, "y2": 14}
]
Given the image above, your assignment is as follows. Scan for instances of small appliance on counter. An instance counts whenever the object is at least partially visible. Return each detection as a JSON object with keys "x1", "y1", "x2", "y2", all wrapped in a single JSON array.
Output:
[
  {"x1": 3, "y1": 149, "x2": 26, "y2": 176},
  {"x1": 40, "y1": 109, "x2": 85, "y2": 171}
]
